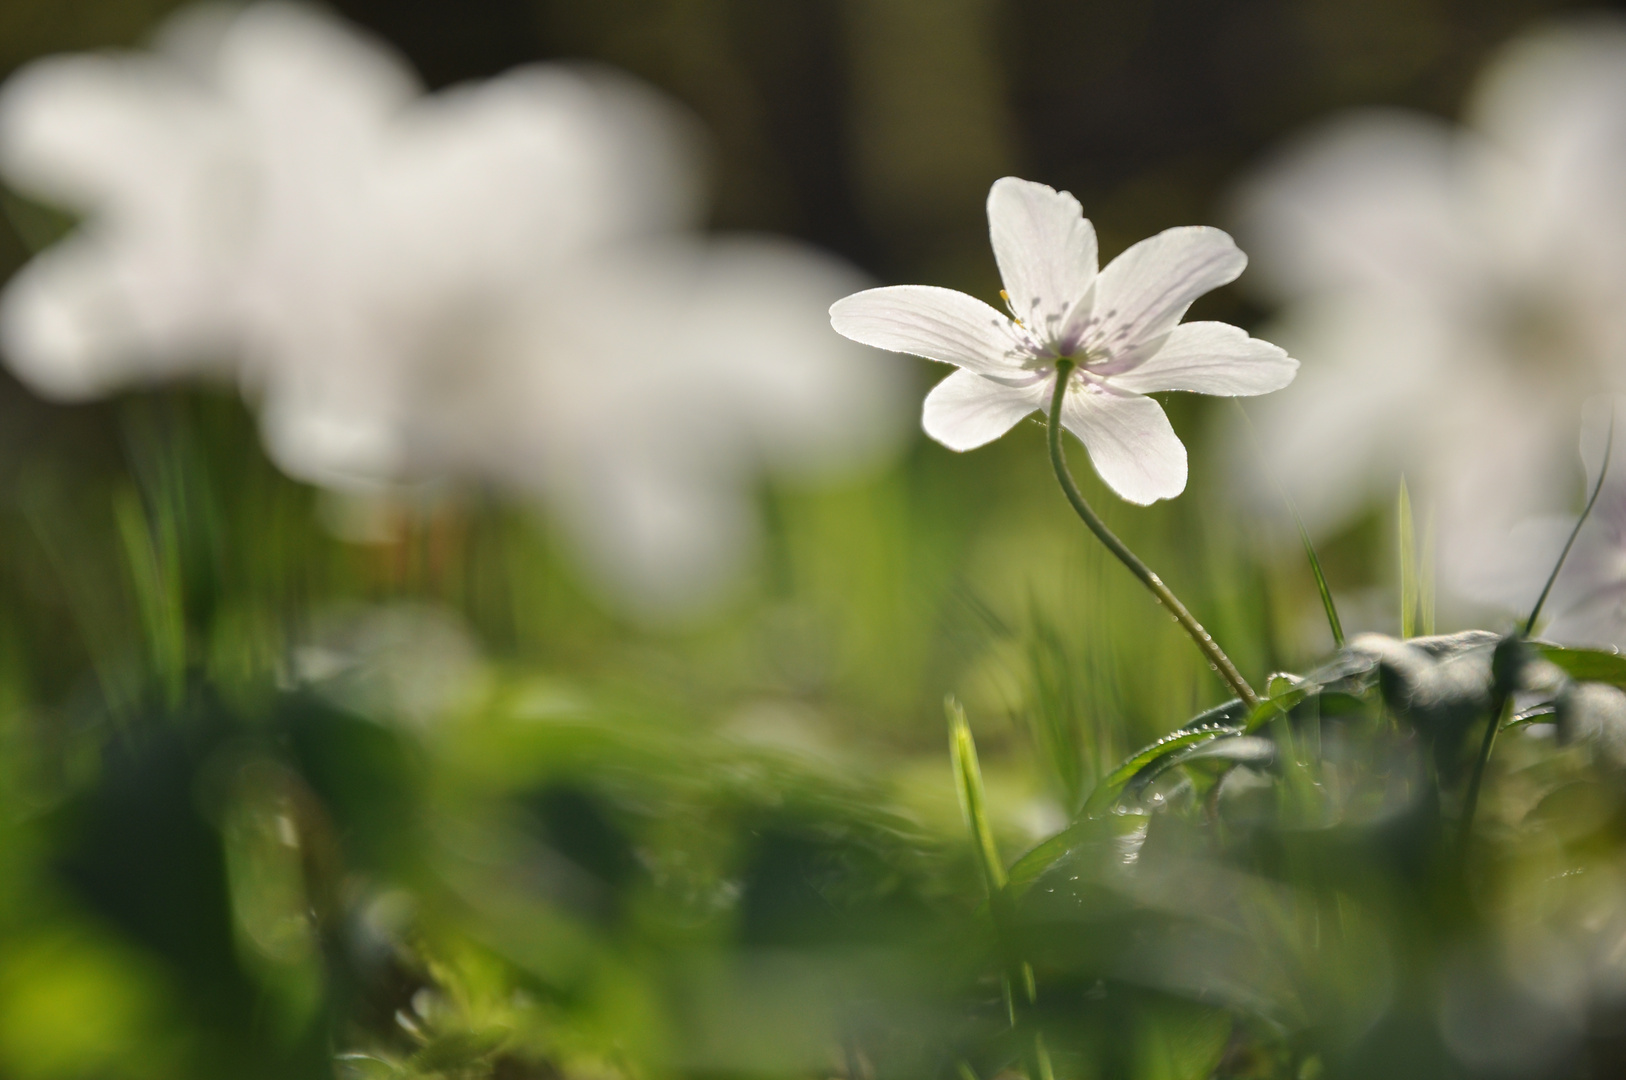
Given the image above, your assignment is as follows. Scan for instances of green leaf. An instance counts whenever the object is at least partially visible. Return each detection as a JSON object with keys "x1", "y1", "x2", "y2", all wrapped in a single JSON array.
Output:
[
  {"x1": 1245, "y1": 679, "x2": 1314, "y2": 732},
  {"x1": 1082, "y1": 724, "x2": 1244, "y2": 816},
  {"x1": 1002, "y1": 812, "x2": 1150, "y2": 900},
  {"x1": 1124, "y1": 735, "x2": 1275, "y2": 802},
  {"x1": 1537, "y1": 643, "x2": 1626, "y2": 687},
  {"x1": 1175, "y1": 697, "x2": 1248, "y2": 733}
]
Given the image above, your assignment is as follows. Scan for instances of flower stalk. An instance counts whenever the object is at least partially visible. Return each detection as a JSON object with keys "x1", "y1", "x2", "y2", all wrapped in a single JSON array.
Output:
[{"x1": 1047, "y1": 360, "x2": 1259, "y2": 708}]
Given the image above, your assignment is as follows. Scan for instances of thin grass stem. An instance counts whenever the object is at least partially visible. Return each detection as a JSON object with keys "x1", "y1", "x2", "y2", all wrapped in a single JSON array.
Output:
[
  {"x1": 1463, "y1": 405, "x2": 1616, "y2": 849},
  {"x1": 1459, "y1": 690, "x2": 1511, "y2": 851},
  {"x1": 1231, "y1": 400, "x2": 1344, "y2": 648},
  {"x1": 1525, "y1": 408, "x2": 1615, "y2": 637}
]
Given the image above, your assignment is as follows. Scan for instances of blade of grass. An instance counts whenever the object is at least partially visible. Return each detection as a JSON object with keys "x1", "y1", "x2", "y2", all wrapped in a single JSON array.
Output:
[
  {"x1": 1232, "y1": 402, "x2": 1344, "y2": 648},
  {"x1": 948, "y1": 696, "x2": 1005, "y2": 895},
  {"x1": 948, "y1": 696, "x2": 1048, "y2": 1080},
  {"x1": 1526, "y1": 406, "x2": 1615, "y2": 636},
  {"x1": 1294, "y1": 504, "x2": 1344, "y2": 650},
  {"x1": 1421, "y1": 506, "x2": 1436, "y2": 636},
  {"x1": 115, "y1": 485, "x2": 186, "y2": 708},
  {"x1": 1398, "y1": 477, "x2": 1417, "y2": 639}
]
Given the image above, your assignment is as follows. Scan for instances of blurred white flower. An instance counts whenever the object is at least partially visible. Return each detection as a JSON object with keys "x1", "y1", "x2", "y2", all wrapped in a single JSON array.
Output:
[
  {"x1": 0, "y1": 2, "x2": 908, "y2": 616},
  {"x1": 420, "y1": 236, "x2": 907, "y2": 614},
  {"x1": 1461, "y1": 397, "x2": 1626, "y2": 648},
  {"x1": 1230, "y1": 17, "x2": 1626, "y2": 571},
  {"x1": 0, "y1": 2, "x2": 699, "y2": 482},
  {"x1": 831, "y1": 176, "x2": 1296, "y2": 504}
]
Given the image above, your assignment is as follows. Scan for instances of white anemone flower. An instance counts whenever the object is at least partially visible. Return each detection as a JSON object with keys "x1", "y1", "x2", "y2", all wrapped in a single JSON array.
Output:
[
  {"x1": 830, "y1": 177, "x2": 1298, "y2": 504},
  {"x1": 1229, "y1": 17, "x2": 1626, "y2": 572}
]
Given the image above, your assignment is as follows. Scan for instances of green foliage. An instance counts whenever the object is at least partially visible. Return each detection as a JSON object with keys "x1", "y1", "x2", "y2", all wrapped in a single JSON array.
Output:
[{"x1": 1, "y1": 390, "x2": 1622, "y2": 1080}]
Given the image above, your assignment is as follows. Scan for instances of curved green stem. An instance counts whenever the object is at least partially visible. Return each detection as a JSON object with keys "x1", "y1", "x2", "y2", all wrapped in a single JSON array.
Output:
[
  {"x1": 1462, "y1": 405, "x2": 1615, "y2": 850},
  {"x1": 1459, "y1": 689, "x2": 1510, "y2": 851},
  {"x1": 1046, "y1": 361, "x2": 1259, "y2": 708}
]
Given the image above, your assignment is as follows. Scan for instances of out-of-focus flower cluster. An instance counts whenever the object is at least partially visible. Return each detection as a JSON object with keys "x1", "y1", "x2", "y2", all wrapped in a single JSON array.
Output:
[
  {"x1": 1231, "y1": 16, "x2": 1626, "y2": 626},
  {"x1": 0, "y1": 2, "x2": 909, "y2": 616}
]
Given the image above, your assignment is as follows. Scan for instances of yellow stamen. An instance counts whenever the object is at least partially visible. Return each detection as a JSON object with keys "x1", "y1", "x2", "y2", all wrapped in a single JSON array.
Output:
[{"x1": 999, "y1": 289, "x2": 1023, "y2": 326}]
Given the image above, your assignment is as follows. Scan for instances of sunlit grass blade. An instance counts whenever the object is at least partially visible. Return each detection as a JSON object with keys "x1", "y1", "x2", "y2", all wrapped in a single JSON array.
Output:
[
  {"x1": 1398, "y1": 477, "x2": 1417, "y2": 639},
  {"x1": 947, "y1": 696, "x2": 1005, "y2": 895},
  {"x1": 1292, "y1": 504, "x2": 1344, "y2": 650},
  {"x1": 948, "y1": 695, "x2": 1035, "y2": 1043},
  {"x1": 115, "y1": 485, "x2": 186, "y2": 707}
]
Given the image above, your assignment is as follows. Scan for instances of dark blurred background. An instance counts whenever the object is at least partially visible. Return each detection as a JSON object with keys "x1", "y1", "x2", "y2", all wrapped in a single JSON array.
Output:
[{"x1": 0, "y1": 0, "x2": 1605, "y2": 293}]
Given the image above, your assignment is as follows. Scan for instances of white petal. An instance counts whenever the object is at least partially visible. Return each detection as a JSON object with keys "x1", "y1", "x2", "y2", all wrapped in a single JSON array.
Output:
[
  {"x1": 1061, "y1": 388, "x2": 1187, "y2": 504},
  {"x1": 922, "y1": 368, "x2": 1048, "y2": 451},
  {"x1": 1092, "y1": 226, "x2": 1247, "y2": 350},
  {"x1": 830, "y1": 285, "x2": 1024, "y2": 375},
  {"x1": 379, "y1": 65, "x2": 704, "y2": 295},
  {"x1": 1109, "y1": 321, "x2": 1298, "y2": 396},
  {"x1": 986, "y1": 176, "x2": 1097, "y2": 335},
  {"x1": 0, "y1": 53, "x2": 228, "y2": 213},
  {"x1": 216, "y1": 2, "x2": 419, "y2": 126}
]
